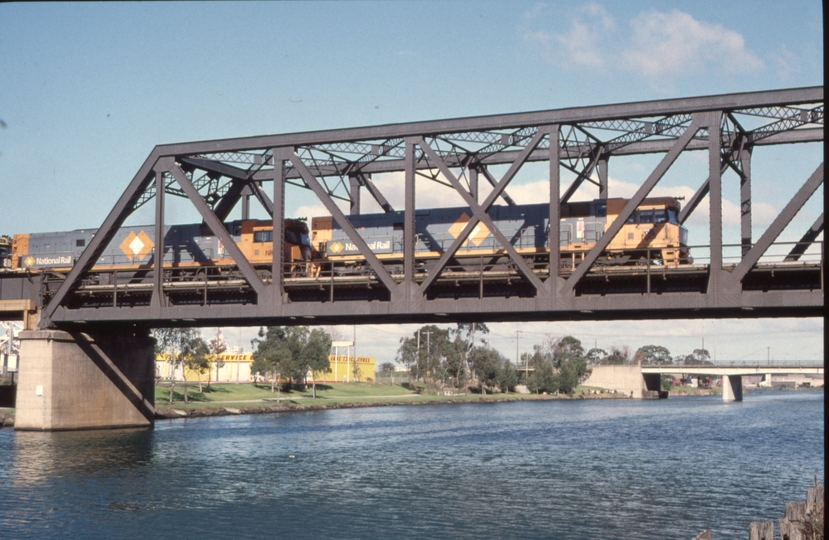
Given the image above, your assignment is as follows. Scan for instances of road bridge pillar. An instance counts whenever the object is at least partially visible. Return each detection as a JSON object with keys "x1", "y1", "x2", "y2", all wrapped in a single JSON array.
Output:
[
  {"x1": 14, "y1": 330, "x2": 155, "y2": 431},
  {"x1": 722, "y1": 375, "x2": 743, "y2": 402}
]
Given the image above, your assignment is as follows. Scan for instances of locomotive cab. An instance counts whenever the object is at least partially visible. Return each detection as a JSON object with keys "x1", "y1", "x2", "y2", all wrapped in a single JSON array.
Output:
[
  {"x1": 605, "y1": 197, "x2": 690, "y2": 265},
  {"x1": 238, "y1": 218, "x2": 313, "y2": 277},
  {"x1": 0, "y1": 236, "x2": 11, "y2": 269}
]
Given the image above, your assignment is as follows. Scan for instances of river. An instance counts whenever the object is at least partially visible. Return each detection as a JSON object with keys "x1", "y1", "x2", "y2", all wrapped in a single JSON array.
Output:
[{"x1": 0, "y1": 391, "x2": 823, "y2": 539}]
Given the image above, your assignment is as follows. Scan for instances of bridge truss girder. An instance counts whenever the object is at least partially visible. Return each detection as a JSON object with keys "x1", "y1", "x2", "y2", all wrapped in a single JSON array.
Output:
[{"x1": 39, "y1": 87, "x2": 823, "y2": 329}]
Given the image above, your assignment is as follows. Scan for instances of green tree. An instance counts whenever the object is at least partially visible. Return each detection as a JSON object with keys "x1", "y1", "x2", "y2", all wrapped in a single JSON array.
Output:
[
  {"x1": 636, "y1": 345, "x2": 672, "y2": 365},
  {"x1": 152, "y1": 327, "x2": 208, "y2": 404},
  {"x1": 395, "y1": 325, "x2": 452, "y2": 384},
  {"x1": 251, "y1": 326, "x2": 290, "y2": 395},
  {"x1": 303, "y1": 328, "x2": 332, "y2": 398},
  {"x1": 184, "y1": 338, "x2": 211, "y2": 394},
  {"x1": 603, "y1": 345, "x2": 631, "y2": 365},
  {"x1": 522, "y1": 335, "x2": 590, "y2": 395},
  {"x1": 207, "y1": 329, "x2": 228, "y2": 388},
  {"x1": 252, "y1": 326, "x2": 332, "y2": 398},
  {"x1": 528, "y1": 357, "x2": 557, "y2": 394},
  {"x1": 586, "y1": 347, "x2": 608, "y2": 365},
  {"x1": 496, "y1": 361, "x2": 519, "y2": 393},
  {"x1": 378, "y1": 362, "x2": 396, "y2": 373},
  {"x1": 682, "y1": 348, "x2": 712, "y2": 365},
  {"x1": 551, "y1": 336, "x2": 590, "y2": 394},
  {"x1": 469, "y1": 347, "x2": 500, "y2": 395}
]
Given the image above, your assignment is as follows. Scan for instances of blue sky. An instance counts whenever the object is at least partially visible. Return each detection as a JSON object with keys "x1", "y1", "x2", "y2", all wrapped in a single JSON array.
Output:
[{"x1": 0, "y1": 1, "x2": 823, "y2": 364}]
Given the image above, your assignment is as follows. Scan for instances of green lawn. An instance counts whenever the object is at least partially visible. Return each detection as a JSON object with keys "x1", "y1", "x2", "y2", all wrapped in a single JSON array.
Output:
[
  {"x1": 151, "y1": 381, "x2": 639, "y2": 411},
  {"x1": 154, "y1": 381, "x2": 419, "y2": 405}
]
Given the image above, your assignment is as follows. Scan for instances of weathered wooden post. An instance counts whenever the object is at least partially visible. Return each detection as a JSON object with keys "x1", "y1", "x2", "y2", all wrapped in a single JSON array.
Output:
[
  {"x1": 751, "y1": 477, "x2": 824, "y2": 540},
  {"x1": 748, "y1": 521, "x2": 773, "y2": 540}
]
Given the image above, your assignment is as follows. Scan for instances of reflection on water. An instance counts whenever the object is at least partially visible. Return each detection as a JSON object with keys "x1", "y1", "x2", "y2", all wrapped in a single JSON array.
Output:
[
  {"x1": 0, "y1": 392, "x2": 823, "y2": 540},
  {"x1": 9, "y1": 429, "x2": 154, "y2": 485}
]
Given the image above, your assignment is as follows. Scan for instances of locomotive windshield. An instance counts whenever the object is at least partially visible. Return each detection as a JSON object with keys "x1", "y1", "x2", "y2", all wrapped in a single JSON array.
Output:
[
  {"x1": 253, "y1": 229, "x2": 311, "y2": 247},
  {"x1": 626, "y1": 208, "x2": 679, "y2": 224}
]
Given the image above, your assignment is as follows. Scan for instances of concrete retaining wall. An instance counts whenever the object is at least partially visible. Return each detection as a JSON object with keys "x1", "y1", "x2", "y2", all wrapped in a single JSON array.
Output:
[{"x1": 584, "y1": 365, "x2": 648, "y2": 398}]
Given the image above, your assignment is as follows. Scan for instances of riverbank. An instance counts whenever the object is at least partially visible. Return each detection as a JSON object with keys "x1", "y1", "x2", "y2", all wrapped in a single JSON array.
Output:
[
  {"x1": 0, "y1": 382, "x2": 628, "y2": 426},
  {"x1": 152, "y1": 382, "x2": 629, "y2": 420},
  {"x1": 4, "y1": 382, "x2": 802, "y2": 427}
]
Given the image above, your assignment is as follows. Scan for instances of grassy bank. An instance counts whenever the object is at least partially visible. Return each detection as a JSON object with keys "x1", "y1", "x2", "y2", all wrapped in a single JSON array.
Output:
[
  {"x1": 151, "y1": 382, "x2": 626, "y2": 417},
  {"x1": 154, "y1": 381, "x2": 418, "y2": 405}
]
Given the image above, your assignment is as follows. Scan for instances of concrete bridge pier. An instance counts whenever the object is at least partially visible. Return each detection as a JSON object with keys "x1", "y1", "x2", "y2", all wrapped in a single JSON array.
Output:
[
  {"x1": 722, "y1": 375, "x2": 743, "y2": 402},
  {"x1": 15, "y1": 330, "x2": 155, "y2": 431}
]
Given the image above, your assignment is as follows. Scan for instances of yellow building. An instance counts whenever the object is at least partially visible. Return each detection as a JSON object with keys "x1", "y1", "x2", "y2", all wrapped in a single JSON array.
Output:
[
  {"x1": 322, "y1": 355, "x2": 376, "y2": 383},
  {"x1": 155, "y1": 353, "x2": 374, "y2": 383},
  {"x1": 155, "y1": 352, "x2": 253, "y2": 383}
]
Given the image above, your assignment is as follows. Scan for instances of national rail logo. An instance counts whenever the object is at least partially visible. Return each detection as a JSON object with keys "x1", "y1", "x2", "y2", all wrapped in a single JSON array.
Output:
[{"x1": 119, "y1": 231, "x2": 154, "y2": 261}]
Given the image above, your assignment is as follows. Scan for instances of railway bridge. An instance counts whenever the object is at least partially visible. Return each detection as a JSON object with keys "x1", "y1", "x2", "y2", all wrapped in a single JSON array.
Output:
[{"x1": 0, "y1": 86, "x2": 823, "y2": 429}]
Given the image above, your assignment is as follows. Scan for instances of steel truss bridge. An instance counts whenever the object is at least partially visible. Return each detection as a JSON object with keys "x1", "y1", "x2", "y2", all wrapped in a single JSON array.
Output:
[{"x1": 10, "y1": 87, "x2": 824, "y2": 329}]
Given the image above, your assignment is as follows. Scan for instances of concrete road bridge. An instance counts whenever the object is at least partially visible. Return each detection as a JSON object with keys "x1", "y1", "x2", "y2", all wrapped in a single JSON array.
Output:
[
  {"x1": 641, "y1": 364, "x2": 824, "y2": 401},
  {"x1": 583, "y1": 363, "x2": 824, "y2": 403},
  {"x1": 0, "y1": 86, "x2": 822, "y2": 430}
]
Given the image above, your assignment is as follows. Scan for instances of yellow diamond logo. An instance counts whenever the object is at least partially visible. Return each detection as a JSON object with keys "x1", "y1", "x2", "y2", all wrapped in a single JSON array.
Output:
[
  {"x1": 329, "y1": 241, "x2": 344, "y2": 254},
  {"x1": 448, "y1": 213, "x2": 490, "y2": 247},
  {"x1": 23, "y1": 256, "x2": 35, "y2": 268},
  {"x1": 119, "y1": 231, "x2": 155, "y2": 262}
]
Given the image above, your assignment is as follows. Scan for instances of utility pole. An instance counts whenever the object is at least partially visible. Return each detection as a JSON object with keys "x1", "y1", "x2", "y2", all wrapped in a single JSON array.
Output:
[
  {"x1": 352, "y1": 325, "x2": 357, "y2": 382},
  {"x1": 424, "y1": 330, "x2": 433, "y2": 380},
  {"x1": 516, "y1": 330, "x2": 523, "y2": 378}
]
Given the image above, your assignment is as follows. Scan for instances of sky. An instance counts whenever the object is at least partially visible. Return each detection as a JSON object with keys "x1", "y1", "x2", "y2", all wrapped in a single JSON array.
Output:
[{"x1": 0, "y1": 1, "x2": 824, "y2": 365}]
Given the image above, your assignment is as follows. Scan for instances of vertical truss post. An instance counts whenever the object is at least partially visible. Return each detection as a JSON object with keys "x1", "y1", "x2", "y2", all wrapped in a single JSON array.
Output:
[
  {"x1": 349, "y1": 174, "x2": 361, "y2": 215},
  {"x1": 469, "y1": 166, "x2": 478, "y2": 203},
  {"x1": 241, "y1": 192, "x2": 250, "y2": 220},
  {"x1": 272, "y1": 148, "x2": 290, "y2": 308},
  {"x1": 151, "y1": 168, "x2": 165, "y2": 313},
  {"x1": 403, "y1": 138, "x2": 417, "y2": 301},
  {"x1": 706, "y1": 112, "x2": 724, "y2": 296},
  {"x1": 598, "y1": 155, "x2": 609, "y2": 199},
  {"x1": 546, "y1": 125, "x2": 562, "y2": 296},
  {"x1": 740, "y1": 145, "x2": 753, "y2": 256}
]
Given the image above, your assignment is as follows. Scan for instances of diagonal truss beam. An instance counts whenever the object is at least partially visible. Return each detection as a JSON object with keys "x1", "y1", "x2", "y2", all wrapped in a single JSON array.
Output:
[
  {"x1": 289, "y1": 153, "x2": 399, "y2": 294},
  {"x1": 784, "y1": 213, "x2": 824, "y2": 262},
  {"x1": 477, "y1": 166, "x2": 517, "y2": 206},
  {"x1": 679, "y1": 163, "x2": 723, "y2": 224},
  {"x1": 169, "y1": 164, "x2": 266, "y2": 296},
  {"x1": 417, "y1": 133, "x2": 547, "y2": 292},
  {"x1": 564, "y1": 120, "x2": 703, "y2": 292},
  {"x1": 559, "y1": 147, "x2": 604, "y2": 204},
  {"x1": 354, "y1": 173, "x2": 394, "y2": 212},
  {"x1": 724, "y1": 163, "x2": 824, "y2": 289},
  {"x1": 40, "y1": 154, "x2": 160, "y2": 327}
]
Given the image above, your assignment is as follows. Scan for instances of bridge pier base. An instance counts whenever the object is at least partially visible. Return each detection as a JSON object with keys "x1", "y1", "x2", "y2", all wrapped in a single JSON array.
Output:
[
  {"x1": 722, "y1": 375, "x2": 743, "y2": 402},
  {"x1": 15, "y1": 330, "x2": 155, "y2": 431}
]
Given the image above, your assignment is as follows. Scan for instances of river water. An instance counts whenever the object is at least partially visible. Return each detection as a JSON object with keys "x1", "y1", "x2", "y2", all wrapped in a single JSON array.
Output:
[{"x1": 0, "y1": 391, "x2": 823, "y2": 539}]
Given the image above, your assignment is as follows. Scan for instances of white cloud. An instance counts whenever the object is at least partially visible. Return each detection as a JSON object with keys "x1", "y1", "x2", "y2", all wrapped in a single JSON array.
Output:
[
  {"x1": 768, "y1": 45, "x2": 800, "y2": 82},
  {"x1": 525, "y1": 3, "x2": 614, "y2": 68},
  {"x1": 620, "y1": 9, "x2": 763, "y2": 79},
  {"x1": 522, "y1": 5, "x2": 764, "y2": 88}
]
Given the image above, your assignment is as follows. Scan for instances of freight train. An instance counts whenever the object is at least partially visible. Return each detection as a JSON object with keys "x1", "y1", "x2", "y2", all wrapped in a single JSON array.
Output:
[{"x1": 0, "y1": 197, "x2": 690, "y2": 280}]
